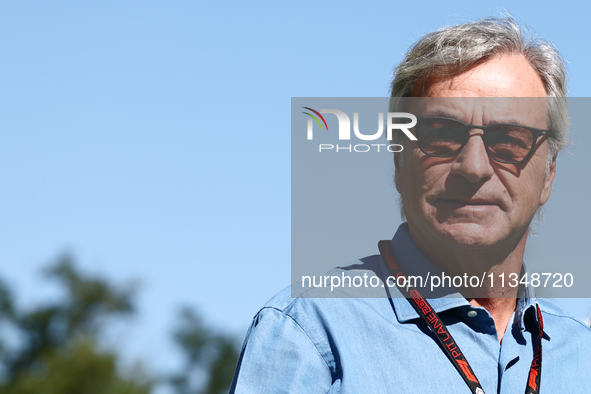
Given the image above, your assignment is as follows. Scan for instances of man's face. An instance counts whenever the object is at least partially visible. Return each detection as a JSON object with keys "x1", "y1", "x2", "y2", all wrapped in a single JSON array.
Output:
[{"x1": 396, "y1": 54, "x2": 556, "y2": 256}]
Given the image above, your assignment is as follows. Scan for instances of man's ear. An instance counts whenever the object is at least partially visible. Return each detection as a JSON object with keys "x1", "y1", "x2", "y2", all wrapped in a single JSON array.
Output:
[
  {"x1": 540, "y1": 157, "x2": 556, "y2": 206},
  {"x1": 394, "y1": 152, "x2": 402, "y2": 193}
]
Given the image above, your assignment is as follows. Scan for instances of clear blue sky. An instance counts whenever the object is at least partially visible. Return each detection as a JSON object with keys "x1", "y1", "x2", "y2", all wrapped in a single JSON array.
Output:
[{"x1": 0, "y1": 0, "x2": 589, "y2": 387}]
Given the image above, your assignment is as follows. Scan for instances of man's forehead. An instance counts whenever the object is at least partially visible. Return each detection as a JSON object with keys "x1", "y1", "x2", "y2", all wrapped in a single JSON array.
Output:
[
  {"x1": 423, "y1": 54, "x2": 547, "y2": 99},
  {"x1": 406, "y1": 55, "x2": 549, "y2": 128},
  {"x1": 409, "y1": 97, "x2": 548, "y2": 127}
]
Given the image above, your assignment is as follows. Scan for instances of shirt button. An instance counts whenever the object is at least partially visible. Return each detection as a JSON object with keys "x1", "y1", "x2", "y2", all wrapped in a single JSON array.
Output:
[{"x1": 467, "y1": 310, "x2": 478, "y2": 318}]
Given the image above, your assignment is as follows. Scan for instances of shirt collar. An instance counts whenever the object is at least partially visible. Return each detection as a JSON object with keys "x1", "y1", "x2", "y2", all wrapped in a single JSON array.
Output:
[{"x1": 381, "y1": 224, "x2": 545, "y2": 336}]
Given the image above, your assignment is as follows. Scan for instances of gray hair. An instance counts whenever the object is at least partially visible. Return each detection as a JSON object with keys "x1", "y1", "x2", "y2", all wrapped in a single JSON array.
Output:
[{"x1": 389, "y1": 16, "x2": 569, "y2": 168}]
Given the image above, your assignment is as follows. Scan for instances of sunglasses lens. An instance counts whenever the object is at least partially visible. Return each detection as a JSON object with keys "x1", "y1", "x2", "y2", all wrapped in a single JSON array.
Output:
[
  {"x1": 417, "y1": 118, "x2": 467, "y2": 157},
  {"x1": 484, "y1": 125, "x2": 534, "y2": 163}
]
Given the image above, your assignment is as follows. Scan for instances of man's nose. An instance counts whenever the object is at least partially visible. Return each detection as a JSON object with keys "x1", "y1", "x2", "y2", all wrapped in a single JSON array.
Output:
[{"x1": 451, "y1": 132, "x2": 494, "y2": 183}]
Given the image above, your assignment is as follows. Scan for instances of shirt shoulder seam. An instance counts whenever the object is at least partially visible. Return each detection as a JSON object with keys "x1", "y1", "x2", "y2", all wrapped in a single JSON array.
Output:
[
  {"x1": 540, "y1": 309, "x2": 591, "y2": 332},
  {"x1": 256, "y1": 305, "x2": 334, "y2": 373}
]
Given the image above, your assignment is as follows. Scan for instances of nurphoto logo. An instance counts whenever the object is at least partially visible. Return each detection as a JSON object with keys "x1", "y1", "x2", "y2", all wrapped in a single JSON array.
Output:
[{"x1": 302, "y1": 107, "x2": 417, "y2": 153}]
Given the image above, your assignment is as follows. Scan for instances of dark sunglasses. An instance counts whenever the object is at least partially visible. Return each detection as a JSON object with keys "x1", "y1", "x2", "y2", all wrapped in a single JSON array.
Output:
[{"x1": 415, "y1": 117, "x2": 549, "y2": 164}]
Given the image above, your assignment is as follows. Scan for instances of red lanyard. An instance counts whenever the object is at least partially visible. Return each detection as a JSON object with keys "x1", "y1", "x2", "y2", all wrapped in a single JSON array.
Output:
[{"x1": 378, "y1": 240, "x2": 543, "y2": 394}]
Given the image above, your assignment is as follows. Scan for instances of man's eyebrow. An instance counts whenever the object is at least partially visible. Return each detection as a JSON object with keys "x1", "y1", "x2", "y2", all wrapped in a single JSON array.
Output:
[
  {"x1": 421, "y1": 111, "x2": 528, "y2": 126},
  {"x1": 487, "y1": 119, "x2": 527, "y2": 126},
  {"x1": 421, "y1": 111, "x2": 463, "y2": 121}
]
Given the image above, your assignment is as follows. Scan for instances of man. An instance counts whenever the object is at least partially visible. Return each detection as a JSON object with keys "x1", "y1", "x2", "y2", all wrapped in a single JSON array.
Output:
[{"x1": 230, "y1": 17, "x2": 591, "y2": 393}]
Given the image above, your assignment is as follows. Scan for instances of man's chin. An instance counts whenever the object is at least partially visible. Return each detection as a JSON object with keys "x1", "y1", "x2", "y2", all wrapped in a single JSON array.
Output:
[{"x1": 433, "y1": 222, "x2": 502, "y2": 249}]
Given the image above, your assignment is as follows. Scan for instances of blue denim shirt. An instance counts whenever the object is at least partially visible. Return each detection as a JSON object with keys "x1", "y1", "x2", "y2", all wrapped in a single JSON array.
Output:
[{"x1": 231, "y1": 225, "x2": 591, "y2": 393}]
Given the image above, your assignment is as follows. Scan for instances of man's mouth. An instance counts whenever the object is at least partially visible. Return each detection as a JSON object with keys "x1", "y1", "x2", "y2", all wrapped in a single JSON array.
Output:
[{"x1": 437, "y1": 198, "x2": 501, "y2": 208}]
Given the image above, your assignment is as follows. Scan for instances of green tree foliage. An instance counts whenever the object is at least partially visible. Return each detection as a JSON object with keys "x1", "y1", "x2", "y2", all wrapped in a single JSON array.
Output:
[
  {"x1": 170, "y1": 308, "x2": 239, "y2": 394},
  {"x1": 0, "y1": 255, "x2": 240, "y2": 394},
  {"x1": 0, "y1": 255, "x2": 151, "y2": 394},
  {"x1": 5, "y1": 338, "x2": 150, "y2": 394}
]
